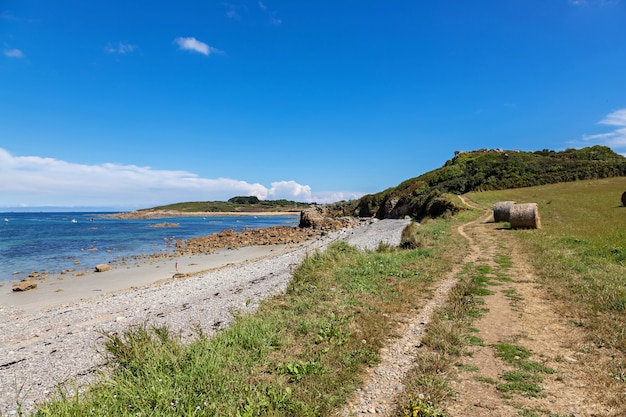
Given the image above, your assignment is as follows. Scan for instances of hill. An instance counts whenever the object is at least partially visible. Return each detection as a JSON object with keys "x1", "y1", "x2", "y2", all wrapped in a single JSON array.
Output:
[
  {"x1": 328, "y1": 145, "x2": 626, "y2": 220},
  {"x1": 135, "y1": 196, "x2": 311, "y2": 215}
]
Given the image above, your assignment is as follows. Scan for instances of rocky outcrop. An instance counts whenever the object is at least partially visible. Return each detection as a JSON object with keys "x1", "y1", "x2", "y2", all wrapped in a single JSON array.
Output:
[
  {"x1": 299, "y1": 207, "x2": 359, "y2": 230},
  {"x1": 175, "y1": 226, "x2": 322, "y2": 255},
  {"x1": 174, "y1": 209, "x2": 360, "y2": 256}
]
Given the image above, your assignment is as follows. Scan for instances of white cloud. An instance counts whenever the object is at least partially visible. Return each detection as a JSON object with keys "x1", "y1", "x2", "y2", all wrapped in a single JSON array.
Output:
[
  {"x1": 266, "y1": 180, "x2": 312, "y2": 201},
  {"x1": 0, "y1": 148, "x2": 355, "y2": 208},
  {"x1": 600, "y1": 108, "x2": 626, "y2": 126},
  {"x1": 174, "y1": 37, "x2": 222, "y2": 56},
  {"x1": 3, "y1": 48, "x2": 24, "y2": 58},
  {"x1": 105, "y1": 41, "x2": 137, "y2": 55},
  {"x1": 581, "y1": 108, "x2": 626, "y2": 149}
]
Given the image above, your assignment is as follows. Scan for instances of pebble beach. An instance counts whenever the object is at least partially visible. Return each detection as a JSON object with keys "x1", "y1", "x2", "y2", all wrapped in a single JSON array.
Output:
[{"x1": 0, "y1": 218, "x2": 410, "y2": 415}]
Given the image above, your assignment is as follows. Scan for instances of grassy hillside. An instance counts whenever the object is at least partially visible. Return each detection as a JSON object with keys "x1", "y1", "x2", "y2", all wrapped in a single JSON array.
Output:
[
  {"x1": 140, "y1": 196, "x2": 310, "y2": 213},
  {"x1": 328, "y1": 145, "x2": 626, "y2": 220}
]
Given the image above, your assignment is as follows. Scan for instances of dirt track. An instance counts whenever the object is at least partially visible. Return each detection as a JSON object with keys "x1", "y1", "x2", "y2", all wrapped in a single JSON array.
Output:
[
  {"x1": 446, "y1": 196, "x2": 616, "y2": 416},
  {"x1": 340, "y1": 196, "x2": 618, "y2": 416}
]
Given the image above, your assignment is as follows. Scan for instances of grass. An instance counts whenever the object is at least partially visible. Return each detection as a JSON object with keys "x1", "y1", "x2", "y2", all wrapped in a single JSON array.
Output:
[
  {"x1": 29, "y1": 215, "x2": 469, "y2": 417},
  {"x1": 490, "y1": 343, "x2": 555, "y2": 398},
  {"x1": 466, "y1": 177, "x2": 626, "y2": 410},
  {"x1": 394, "y1": 217, "x2": 507, "y2": 416}
]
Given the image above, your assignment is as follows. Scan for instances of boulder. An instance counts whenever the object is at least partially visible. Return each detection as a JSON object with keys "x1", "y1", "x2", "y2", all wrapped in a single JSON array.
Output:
[
  {"x1": 95, "y1": 264, "x2": 112, "y2": 272},
  {"x1": 299, "y1": 207, "x2": 326, "y2": 229},
  {"x1": 300, "y1": 207, "x2": 358, "y2": 230},
  {"x1": 13, "y1": 280, "x2": 38, "y2": 292}
]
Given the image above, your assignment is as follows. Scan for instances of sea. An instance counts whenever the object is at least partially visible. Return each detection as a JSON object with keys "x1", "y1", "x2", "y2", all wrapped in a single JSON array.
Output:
[{"x1": 0, "y1": 212, "x2": 299, "y2": 283}]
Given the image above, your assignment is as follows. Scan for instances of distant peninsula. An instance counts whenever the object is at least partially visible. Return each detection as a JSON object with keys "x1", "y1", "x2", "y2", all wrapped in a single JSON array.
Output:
[{"x1": 113, "y1": 196, "x2": 311, "y2": 219}]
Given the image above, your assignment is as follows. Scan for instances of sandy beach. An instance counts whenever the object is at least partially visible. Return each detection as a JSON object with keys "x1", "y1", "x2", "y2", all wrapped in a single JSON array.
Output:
[
  {"x1": 0, "y1": 245, "x2": 289, "y2": 315},
  {"x1": 0, "y1": 218, "x2": 410, "y2": 415}
]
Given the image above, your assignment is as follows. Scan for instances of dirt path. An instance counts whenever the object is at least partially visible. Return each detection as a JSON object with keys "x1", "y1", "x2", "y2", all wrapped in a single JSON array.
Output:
[
  {"x1": 339, "y1": 196, "x2": 617, "y2": 416},
  {"x1": 447, "y1": 196, "x2": 614, "y2": 416}
]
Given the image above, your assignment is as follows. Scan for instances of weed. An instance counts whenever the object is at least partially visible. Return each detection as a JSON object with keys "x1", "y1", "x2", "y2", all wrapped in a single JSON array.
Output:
[
  {"x1": 474, "y1": 376, "x2": 496, "y2": 384},
  {"x1": 492, "y1": 343, "x2": 532, "y2": 362},
  {"x1": 502, "y1": 289, "x2": 523, "y2": 303},
  {"x1": 277, "y1": 360, "x2": 326, "y2": 382},
  {"x1": 466, "y1": 335, "x2": 484, "y2": 346},
  {"x1": 457, "y1": 364, "x2": 479, "y2": 372},
  {"x1": 494, "y1": 254, "x2": 513, "y2": 269},
  {"x1": 496, "y1": 381, "x2": 544, "y2": 398},
  {"x1": 400, "y1": 395, "x2": 447, "y2": 417}
]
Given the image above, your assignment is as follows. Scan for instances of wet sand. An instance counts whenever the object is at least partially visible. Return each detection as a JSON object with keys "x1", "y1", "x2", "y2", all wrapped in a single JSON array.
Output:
[{"x1": 0, "y1": 245, "x2": 288, "y2": 315}]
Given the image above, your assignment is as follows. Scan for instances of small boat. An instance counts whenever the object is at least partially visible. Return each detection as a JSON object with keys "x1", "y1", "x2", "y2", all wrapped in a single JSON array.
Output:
[
  {"x1": 71, "y1": 219, "x2": 78, "y2": 223},
  {"x1": 3, "y1": 218, "x2": 8, "y2": 222}
]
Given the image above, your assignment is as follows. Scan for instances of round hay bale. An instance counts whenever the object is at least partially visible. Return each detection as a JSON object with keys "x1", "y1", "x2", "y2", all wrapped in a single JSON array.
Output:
[
  {"x1": 622, "y1": 191, "x2": 626, "y2": 207},
  {"x1": 493, "y1": 201, "x2": 515, "y2": 222},
  {"x1": 510, "y1": 203, "x2": 541, "y2": 229}
]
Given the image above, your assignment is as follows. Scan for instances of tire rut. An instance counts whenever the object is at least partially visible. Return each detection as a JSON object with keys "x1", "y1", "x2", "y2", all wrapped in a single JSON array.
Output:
[{"x1": 337, "y1": 196, "x2": 490, "y2": 416}]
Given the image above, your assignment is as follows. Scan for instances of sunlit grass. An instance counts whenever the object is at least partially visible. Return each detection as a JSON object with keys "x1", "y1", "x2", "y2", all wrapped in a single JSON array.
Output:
[{"x1": 467, "y1": 177, "x2": 626, "y2": 409}]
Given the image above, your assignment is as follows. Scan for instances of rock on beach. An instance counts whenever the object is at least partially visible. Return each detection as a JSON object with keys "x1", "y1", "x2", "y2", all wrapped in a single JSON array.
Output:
[
  {"x1": 94, "y1": 264, "x2": 112, "y2": 272},
  {"x1": 12, "y1": 280, "x2": 38, "y2": 292}
]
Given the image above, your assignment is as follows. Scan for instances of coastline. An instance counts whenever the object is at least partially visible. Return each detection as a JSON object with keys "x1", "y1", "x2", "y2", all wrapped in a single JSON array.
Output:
[
  {"x1": 0, "y1": 245, "x2": 289, "y2": 315},
  {"x1": 0, "y1": 219, "x2": 411, "y2": 415},
  {"x1": 109, "y1": 210, "x2": 301, "y2": 219}
]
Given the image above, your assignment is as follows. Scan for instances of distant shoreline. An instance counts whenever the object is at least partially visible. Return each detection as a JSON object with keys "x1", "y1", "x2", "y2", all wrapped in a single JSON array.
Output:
[{"x1": 108, "y1": 210, "x2": 302, "y2": 220}]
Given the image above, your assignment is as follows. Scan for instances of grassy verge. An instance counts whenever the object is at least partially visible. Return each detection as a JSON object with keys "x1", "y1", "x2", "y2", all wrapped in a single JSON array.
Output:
[
  {"x1": 466, "y1": 177, "x2": 626, "y2": 410},
  {"x1": 31, "y1": 214, "x2": 469, "y2": 416}
]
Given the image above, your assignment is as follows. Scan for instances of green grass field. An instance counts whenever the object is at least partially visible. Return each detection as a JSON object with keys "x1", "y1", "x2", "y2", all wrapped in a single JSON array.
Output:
[{"x1": 467, "y1": 177, "x2": 626, "y2": 404}]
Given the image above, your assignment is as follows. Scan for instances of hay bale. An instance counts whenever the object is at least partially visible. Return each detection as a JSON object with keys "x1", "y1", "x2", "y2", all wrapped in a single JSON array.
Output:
[
  {"x1": 510, "y1": 203, "x2": 541, "y2": 229},
  {"x1": 493, "y1": 201, "x2": 515, "y2": 222},
  {"x1": 622, "y1": 191, "x2": 626, "y2": 207}
]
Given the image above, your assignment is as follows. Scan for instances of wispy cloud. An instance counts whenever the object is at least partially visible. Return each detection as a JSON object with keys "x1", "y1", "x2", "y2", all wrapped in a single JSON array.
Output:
[
  {"x1": 258, "y1": 1, "x2": 282, "y2": 25},
  {"x1": 569, "y1": 0, "x2": 620, "y2": 5},
  {"x1": 581, "y1": 108, "x2": 626, "y2": 152},
  {"x1": 0, "y1": 148, "x2": 351, "y2": 208},
  {"x1": 3, "y1": 48, "x2": 24, "y2": 58},
  {"x1": 224, "y1": 3, "x2": 247, "y2": 20},
  {"x1": 105, "y1": 41, "x2": 137, "y2": 55},
  {"x1": 174, "y1": 37, "x2": 223, "y2": 56},
  {"x1": 599, "y1": 108, "x2": 626, "y2": 127}
]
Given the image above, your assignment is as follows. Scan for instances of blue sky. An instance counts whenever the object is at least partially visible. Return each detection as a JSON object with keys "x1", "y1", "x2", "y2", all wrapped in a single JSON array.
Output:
[{"x1": 1, "y1": 1, "x2": 625, "y2": 210}]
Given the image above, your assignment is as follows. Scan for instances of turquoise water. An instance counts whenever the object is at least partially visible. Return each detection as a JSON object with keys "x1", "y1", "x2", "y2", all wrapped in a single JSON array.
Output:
[{"x1": 0, "y1": 212, "x2": 299, "y2": 282}]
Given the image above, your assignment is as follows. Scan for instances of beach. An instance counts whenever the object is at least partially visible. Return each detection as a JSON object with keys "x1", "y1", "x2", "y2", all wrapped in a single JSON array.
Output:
[
  {"x1": 0, "y1": 245, "x2": 288, "y2": 315},
  {"x1": 0, "y1": 218, "x2": 410, "y2": 415}
]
